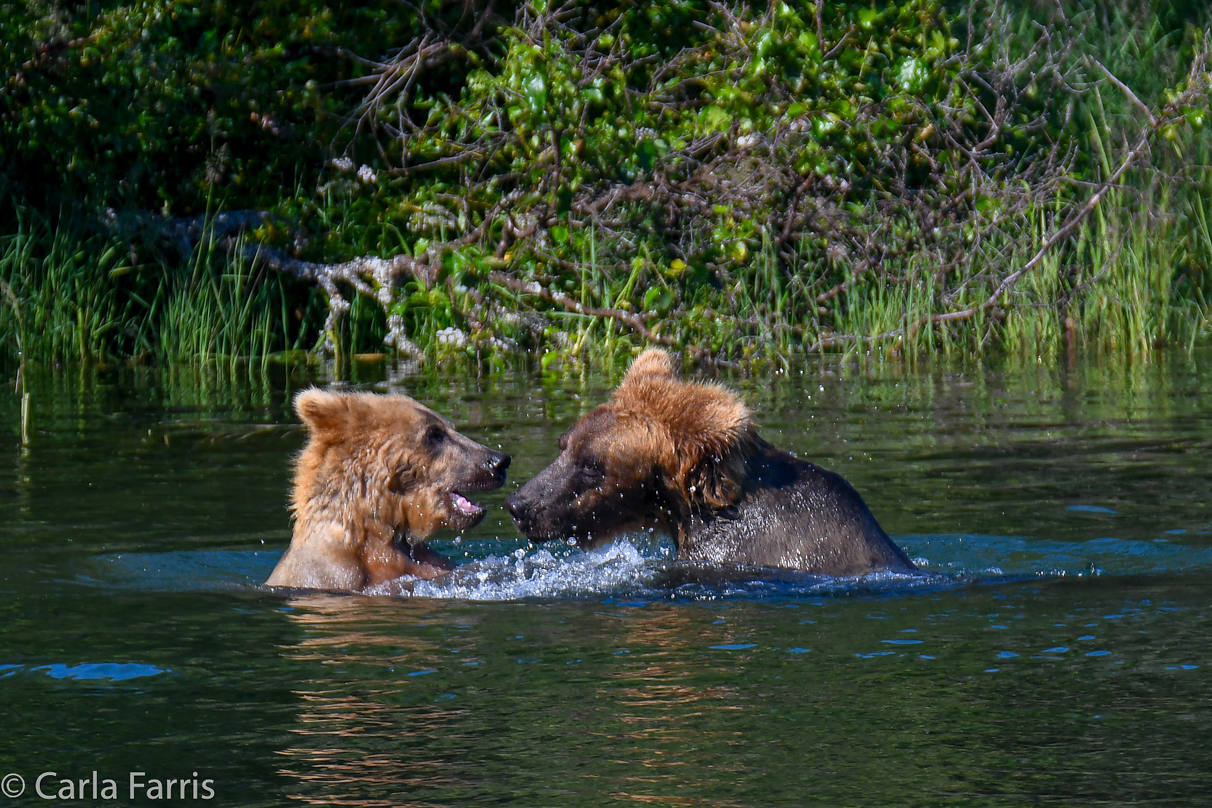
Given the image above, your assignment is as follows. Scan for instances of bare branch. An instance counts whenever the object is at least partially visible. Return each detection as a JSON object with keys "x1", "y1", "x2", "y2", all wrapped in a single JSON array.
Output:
[{"x1": 1086, "y1": 57, "x2": 1157, "y2": 126}]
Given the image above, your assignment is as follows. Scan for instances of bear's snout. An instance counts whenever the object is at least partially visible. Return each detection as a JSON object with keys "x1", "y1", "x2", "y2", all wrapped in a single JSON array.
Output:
[
  {"x1": 505, "y1": 489, "x2": 548, "y2": 537},
  {"x1": 504, "y1": 490, "x2": 529, "y2": 523},
  {"x1": 505, "y1": 480, "x2": 565, "y2": 541},
  {"x1": 486, "y1": 450, "x2": 511, "y2": 477}
]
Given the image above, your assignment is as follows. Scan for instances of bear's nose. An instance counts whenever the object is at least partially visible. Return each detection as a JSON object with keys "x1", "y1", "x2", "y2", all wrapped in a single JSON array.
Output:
[
  {"x1": 505, "y1": 491, "x2": 529, "y2": 522},
  {"x1": 488, "y1": 451, "x2": 511, "y2": 475}
]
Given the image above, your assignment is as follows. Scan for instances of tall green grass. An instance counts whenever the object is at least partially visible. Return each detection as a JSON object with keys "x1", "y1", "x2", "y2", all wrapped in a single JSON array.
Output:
[
  {"x1": 152, "y1": 232, "x2": 287, "y2": 375},
  {"x1": 2, "y1": 190, "x2": 1208, "y2": 377},
  {"x1": 825, "y1": 196, "x2": 1211, "y2": 366},
  {"x1": 0, "y1": 210, "x2": 305, "y2": 375},
  {"x1": 0, "y1": 209, "x2": 132, "y2": 364}
]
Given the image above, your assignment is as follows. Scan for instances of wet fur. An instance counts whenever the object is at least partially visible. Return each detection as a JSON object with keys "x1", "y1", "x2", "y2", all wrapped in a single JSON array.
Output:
[
  {"x1": 507, "y1": 350, "x2": 914, "y2": 576},
  {"x1": 266, "y1": 390, "x2": 509, "y2": 592}
]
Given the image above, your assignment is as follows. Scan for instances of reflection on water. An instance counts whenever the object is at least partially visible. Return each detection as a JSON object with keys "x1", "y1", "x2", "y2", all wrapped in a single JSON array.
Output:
[
  {"x1": 276, "y1": 595, "x2": 466, "y2": 805},
  {"x1": 261, "y1": 579, "x2": 1212, "y2": 805},
  {"x1": 0, "y1": 662, "x2": 169, "y2": 681},
  {"x1": 1, "y1": 352, "x2": 1210, "y2": 806}
]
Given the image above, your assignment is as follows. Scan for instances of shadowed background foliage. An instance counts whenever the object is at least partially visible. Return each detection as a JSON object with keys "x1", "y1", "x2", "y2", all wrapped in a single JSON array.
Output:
[{"x1": 1, "y1": 0, "x2": 1210, "y2": 373}]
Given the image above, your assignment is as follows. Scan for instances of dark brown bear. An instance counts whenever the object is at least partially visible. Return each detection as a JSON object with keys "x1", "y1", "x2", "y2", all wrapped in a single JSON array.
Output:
[
  {"x1": 506, "y1": 350, "x2": 914, "y2": 576},
  {"x1": 266, "y1": 389, "x2": 510, "y2": 591}
]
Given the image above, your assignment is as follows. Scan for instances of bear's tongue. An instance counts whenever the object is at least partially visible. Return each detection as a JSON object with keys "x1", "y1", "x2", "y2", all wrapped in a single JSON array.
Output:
[{"x1": 450, "y1": 492, "x2": 483, "y2": 516}]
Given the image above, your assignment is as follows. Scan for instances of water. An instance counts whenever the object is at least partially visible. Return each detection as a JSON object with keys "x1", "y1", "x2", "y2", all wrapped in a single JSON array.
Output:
[{"x1": 2, "y1": 354, "x2": 1211, "y2": 806}]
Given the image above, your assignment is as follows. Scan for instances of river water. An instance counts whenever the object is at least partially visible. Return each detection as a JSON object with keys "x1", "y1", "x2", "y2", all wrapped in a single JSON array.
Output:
[{"x1": 1, "y1": 352, "x2": 1210, "y2": 806}]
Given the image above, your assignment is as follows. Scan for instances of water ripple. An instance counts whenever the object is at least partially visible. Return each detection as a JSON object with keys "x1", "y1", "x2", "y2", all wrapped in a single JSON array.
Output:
[{"x1": 75, "y1": 530, "x2": 1212, "y2": 602}]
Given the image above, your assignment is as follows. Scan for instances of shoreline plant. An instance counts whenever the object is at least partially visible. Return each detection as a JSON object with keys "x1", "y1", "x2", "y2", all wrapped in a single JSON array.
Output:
[{"x1": 1, "y1": 0, "x2": 1210, "y2": 374}]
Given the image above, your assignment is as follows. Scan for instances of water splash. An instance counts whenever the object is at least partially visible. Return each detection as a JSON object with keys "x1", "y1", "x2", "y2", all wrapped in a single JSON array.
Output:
[{"x1": 368, "y1": 540, "x2": 662, "y2": 600}]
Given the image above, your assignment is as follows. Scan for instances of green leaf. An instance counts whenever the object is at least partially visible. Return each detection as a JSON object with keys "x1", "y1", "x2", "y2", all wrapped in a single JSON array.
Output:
[
  {"x1": 702, "y1": 105, "x2": 732, "y2": 132},
  {"x1": 524, "y1": 73, "x2": 548, "y2": 116},
  {"x1": 643, "y1": 286, "x2": 674, "y2": 314}
]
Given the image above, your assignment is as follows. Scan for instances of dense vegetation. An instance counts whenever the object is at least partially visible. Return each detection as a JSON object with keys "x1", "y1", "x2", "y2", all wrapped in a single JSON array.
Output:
[{"x1": 2, "y1": 0, "x2": 1210, "y2": 373}]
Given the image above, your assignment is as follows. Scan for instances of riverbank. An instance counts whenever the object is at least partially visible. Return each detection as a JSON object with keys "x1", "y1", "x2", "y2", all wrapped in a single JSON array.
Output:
[{"x1": 2, "y1": 0, "x2": 1209, "y2": 372}]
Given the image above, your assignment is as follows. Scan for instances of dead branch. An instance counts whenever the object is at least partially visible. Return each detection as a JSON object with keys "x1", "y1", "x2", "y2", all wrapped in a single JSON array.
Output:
[
  {"x1": 1086, "y1": 57, "x2": 1156, "y2": 125},
  {"x1": 485, "y1": 269, "x2": 722, "y2": 363}
]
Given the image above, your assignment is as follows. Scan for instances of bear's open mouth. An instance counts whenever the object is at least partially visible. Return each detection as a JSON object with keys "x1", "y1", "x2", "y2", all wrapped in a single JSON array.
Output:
[{"x1": 449, "y1": 491, "x2": 486, "y2": 519}]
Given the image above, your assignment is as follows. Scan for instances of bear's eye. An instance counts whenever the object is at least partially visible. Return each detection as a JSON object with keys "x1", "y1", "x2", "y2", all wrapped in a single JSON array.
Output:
[
  {"x1": 424, "y1": 424, "x2": 446, "y2": 449},
  {"x1": 577, "y1": 458, "x2": 605, "y2": 484}
]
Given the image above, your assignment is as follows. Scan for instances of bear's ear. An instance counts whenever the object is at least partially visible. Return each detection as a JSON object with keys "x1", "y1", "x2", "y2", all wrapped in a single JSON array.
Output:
[
  {"x1": 679, "y1": 441, "x2": 751, "y2": 510},
  {"x1": 621, "y1": 349, "x2": 676, "y2": 388},
  {"x1": 295, "y1": 389, "x2": 354, "y2": 438},
  {"x1": 661, "y1": 383, "x2": 754, "y2": 511}
]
